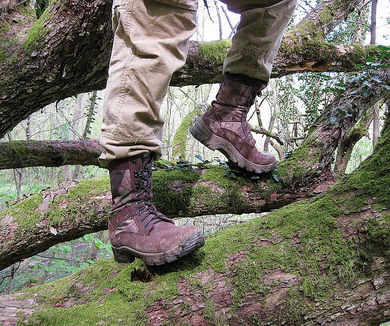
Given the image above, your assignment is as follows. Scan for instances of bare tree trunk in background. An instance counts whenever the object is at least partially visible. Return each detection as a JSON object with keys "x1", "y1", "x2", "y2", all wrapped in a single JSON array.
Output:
[
  {"x1": 220, "y1": 4, "x2": 236, "y2": 38},
  {"x1": 72, "y1": 94, "x2": 84, "y2": 139},
  {"x1": 370, "y1": 0, "x2": 377, "y2": 45},
  {"x1": 72, "y1": 91, "x2": 99, "y2": 179},
  {"x1": 370, "y1": 0, "x2": 380, "y2": 148},
  {"x1": 6, "y1": 133, "x2": 23, "y2": 199},
  {"x1": 264, "y1": 114, "x2": 276, "y2": 153},
  {"x1": 82, "y1": 91, "x2": 98, "y2": 139},
  {"x1": 213, "y1": 0, "x2": 223, "y2": 40}
]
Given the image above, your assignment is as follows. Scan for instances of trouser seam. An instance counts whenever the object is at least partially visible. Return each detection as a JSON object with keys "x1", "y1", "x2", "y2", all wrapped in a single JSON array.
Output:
[{"x1": 112, "y1": 1, "x2": 136, "y2": 139}]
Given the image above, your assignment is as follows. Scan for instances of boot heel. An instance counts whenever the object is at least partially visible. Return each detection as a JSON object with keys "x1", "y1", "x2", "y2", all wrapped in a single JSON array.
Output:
[
  {"x1": 190, "y1": 120, "x2": 212, "y2": 146},
  {"x1": 112, "y1": 247, "x2": 135, "y2": 263}
]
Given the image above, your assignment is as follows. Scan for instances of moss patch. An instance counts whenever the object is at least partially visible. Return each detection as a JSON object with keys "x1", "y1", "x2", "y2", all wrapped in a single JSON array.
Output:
[
  {"x1": 0, "y1": 194, "x2": 42, "y2": 230},
  {"x1": 276, "y1": 135, "x2": 323, "y2": 186},
  {"x1": 199, "y1": 40, "x2": 231, "y2": 64},
  {"x1": 172, "y1": 107, "x2": 202, "y2": 160},
  {"x1": 45, "y1": 176, "x2": 110, "y2": 227},
  {"x1": 22, "y1": 7, "x2": 50, "y2": 52},
  {"x1": 152, "y1": 168, "x2": 201, "y2": 215}
]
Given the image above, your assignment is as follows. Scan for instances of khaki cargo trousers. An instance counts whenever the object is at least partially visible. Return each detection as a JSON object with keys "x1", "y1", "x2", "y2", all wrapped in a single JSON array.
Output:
[{"x1": 99, "y1": 0, "x2": 297, "y2": 166}]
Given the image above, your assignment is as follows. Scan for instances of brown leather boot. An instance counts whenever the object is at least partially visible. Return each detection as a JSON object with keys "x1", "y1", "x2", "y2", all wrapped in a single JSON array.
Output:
[
  {"x1": 108, "y1": 154, "x2": 204, "y2": 266},
  {"x1": 190, "y1": 73, "x2": 277, "y2": 173}
]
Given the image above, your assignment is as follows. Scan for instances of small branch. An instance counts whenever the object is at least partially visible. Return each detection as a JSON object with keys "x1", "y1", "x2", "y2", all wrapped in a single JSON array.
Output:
[{"x1": 251, "y1": 126, "x2": 284, "y2": 145}]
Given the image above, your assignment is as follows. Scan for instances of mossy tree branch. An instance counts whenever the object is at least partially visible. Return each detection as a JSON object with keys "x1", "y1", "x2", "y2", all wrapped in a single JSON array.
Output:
[
  {"x1": 1, "y1": 114, "x2": 389, "y2": 326},
  {"x1": 276, "y1": 68, "x2": 389, "y2": 187},
  {"x1": 0, "y1": 139, "x2": 102, "y2": 169},
  {"x1": 1, "y1": 66, "x2": 387, "y2": 269},
  {"x1": 0, "y1": 161, "x2": 331, "y2": 271},
  {"x1": 293, "y1": 0, "x2": 370, "y2": 40}
]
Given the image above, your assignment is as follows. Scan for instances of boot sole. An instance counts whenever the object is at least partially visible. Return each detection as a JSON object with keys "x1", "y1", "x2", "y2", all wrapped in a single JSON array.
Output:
[
  {"x1": 112, "y1": 231, "x2": 205, "y2": 266},
  {"x1": 190, "y1": 120, "x2": 277, "y2": 173}
]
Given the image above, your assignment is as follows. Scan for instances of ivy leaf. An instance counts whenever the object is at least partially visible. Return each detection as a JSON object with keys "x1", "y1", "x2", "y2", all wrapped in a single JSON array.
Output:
[
  {"x1": 194, "y1": 154, "x2": 204, "y2": 162},
  {"x1": 363, "y1": 81, "x2": 372, "y2": 87},
  {"x1": 370, "y1": 76, "x2": 382, "y2": 83},
  {"x1": 272, "y1": 172, "x2": 280, "y2": 183},
  {"x1": 337, "y1": 109, "x2": 347, "y2": 116}
]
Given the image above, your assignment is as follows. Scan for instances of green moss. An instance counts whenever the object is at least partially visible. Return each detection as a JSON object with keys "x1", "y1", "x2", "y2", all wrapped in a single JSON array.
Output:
[
  {"x1": 152, "y1": 168, "x2": 200, "y2": 215},
  {"x1": 45, "y1": 176, "x2": 110, "y2": 227},
  {"x1": 199, "y1": 40, "x2": 231, "y2": 64},
  {"x1": 22, "y1": 8, "x2": 50, "y2": 52},
  {"x1": 14, "y1": 118, "x2": 390, "y2": 324},
  {"x1": 276, "y1": 136, "x2": 323, "y2": 186},
  {"x1": 0, "y1": 194, "x2": 42, "y2": 230},
  {"x1": 172, "y1": 107, "x2": 202, "y2": 160}
]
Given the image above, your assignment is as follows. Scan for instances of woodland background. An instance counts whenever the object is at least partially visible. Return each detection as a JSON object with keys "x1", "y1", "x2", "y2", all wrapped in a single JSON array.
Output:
[{"x1": 0, "y1": 0, "x2": 389, "y2": 324}]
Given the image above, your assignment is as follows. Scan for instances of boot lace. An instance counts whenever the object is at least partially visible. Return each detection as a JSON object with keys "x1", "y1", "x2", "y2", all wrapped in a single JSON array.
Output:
[
  {"x1": 241, "y1": 109, "x2": 256, "y2": 145},
  {"x1": 133, "y1": 158, "x2": 173, "y2": 230}
]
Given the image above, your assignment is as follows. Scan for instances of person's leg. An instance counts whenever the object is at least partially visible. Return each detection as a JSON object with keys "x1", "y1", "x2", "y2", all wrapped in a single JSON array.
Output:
[
  {"x1": 191, "y1": 0, "x2": 296, "y2": 173},
  {"x1": 100, "y1": 0, "x2": 198, "y2": 167},
  {"x1": 222, "y1": 0, "x2": 297, "y2": 81},
  {"x1": 101, "y1": 0, "x2": 204, "y2": 266}
]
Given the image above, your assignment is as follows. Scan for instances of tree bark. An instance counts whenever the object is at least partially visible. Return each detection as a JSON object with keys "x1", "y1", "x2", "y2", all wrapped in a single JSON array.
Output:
[
  {"x1": 0, "y1": 0, "x2": 384, "y2": 139},
  {"x1": 334, "y1": 107, "x2": 373, "y2": 173},
  {"x1": 0, "y1": 114, "x2": 389, "y2": 325},
  {"x1": 0, "y1": 139, "x2": 102, "y2": 169}
]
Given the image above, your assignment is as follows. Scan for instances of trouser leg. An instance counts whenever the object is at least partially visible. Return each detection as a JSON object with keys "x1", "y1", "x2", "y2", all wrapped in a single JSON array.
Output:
[
  {"x1": 99, "y1": 0, "x2": 198, "y2": 167},
  {"x1": 220, "y1": 0, "x2": 297, "y2": 81},
  {"x1": 190, "y1": 0, "x2": 296, "y2": 173}
]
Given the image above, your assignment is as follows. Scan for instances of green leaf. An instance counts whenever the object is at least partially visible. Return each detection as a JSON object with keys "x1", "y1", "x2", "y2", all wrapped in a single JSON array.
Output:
[
  {"x1": 329, "y1": 117, "x2": 338, "y2": 124},
  {"x1": 370, "y1": 76, "x2": 382, "y2": 83},
  {"x1": 337, "y1": 109, "x2": 347, "y2": 116}
]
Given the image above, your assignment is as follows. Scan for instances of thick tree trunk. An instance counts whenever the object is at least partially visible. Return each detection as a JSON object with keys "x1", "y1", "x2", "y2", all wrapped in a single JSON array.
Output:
[
  {"x1": 0, "y1": 0, "x2": 383, "y2": 138},
  {"x1": 0, "y1": 114, "x2": 389, "y2": 326}
]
